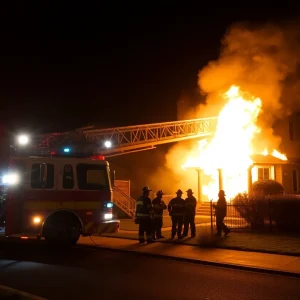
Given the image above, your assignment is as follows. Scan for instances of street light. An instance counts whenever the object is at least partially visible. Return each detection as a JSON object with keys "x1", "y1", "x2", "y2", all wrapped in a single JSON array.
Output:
[
  {"x1": 17, "y1": 134, "x2": 29, "y2": 146},
  {"x1": 104, "y1": 140, "x2": 112, "y2": 148}
]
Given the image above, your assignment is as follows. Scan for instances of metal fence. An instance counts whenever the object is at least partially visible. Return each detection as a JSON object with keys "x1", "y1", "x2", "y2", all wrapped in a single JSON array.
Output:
[
  {"x1": 210, "y1": 197, "x2": 300, "y2": 234},
  {"x1": 210, "y1": 202, "x2": 252, "y2": 232}
]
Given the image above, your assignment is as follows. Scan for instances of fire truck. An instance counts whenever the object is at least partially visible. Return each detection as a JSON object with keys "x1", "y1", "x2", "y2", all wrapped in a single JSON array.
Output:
[
  {"x1": 1, "y1": 117, "x2": 217, "y2": 244},
  {"x1": 4, "y1": 153, "x2": 119, "y2": 245}
]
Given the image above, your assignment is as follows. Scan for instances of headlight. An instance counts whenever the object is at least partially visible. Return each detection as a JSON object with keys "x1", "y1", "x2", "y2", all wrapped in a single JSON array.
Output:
[
  {"x1": 2, "y1": 173, "x2": 20, "y2": 185},
  {"x1": 104, "y1": 213, "x2": 112, "y2": 220},
  {"x1": 33, "y1": 216, "x2": 41, "y2": 224},
  {"x1": 106, "y1": 202, "x2": 113, "y2": 208}
]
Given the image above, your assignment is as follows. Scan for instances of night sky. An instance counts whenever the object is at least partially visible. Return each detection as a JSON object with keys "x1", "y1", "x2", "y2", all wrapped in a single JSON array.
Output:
[{"x1": 1, "y1": 2, "x2": 300, "y2": 135}]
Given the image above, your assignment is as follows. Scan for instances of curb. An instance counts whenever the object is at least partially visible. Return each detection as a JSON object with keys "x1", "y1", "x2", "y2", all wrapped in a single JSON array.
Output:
[
  {"x1": 78, "y1": 238, "x2": 300, "y2": 279},
  {"x1": 215, "y1": 244, "x2": 300, "y2": 257},
  {"x1": 0, "y1": 284, "x2": 47, "y2": 300}
]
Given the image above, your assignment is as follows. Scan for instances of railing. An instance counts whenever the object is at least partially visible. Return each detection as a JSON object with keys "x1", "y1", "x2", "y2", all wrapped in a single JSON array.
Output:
[
  {"x1": 113, "y1": 186, "x2": 136, "y2": 218},
  {"x1": 210, "y1": 197, "x2": 300, "y2": 233},
  {"x1": 210, "y1": 201, "x2": 255, "y2": 231}
]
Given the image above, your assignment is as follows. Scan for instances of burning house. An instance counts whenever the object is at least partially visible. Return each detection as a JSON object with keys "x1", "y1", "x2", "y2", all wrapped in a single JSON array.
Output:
[{"x1": 149, "y1": 22, "x2": 300, "y2": 202}]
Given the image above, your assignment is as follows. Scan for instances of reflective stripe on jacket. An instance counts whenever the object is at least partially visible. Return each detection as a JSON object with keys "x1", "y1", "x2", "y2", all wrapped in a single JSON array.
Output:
[
  {"x1": 152, "y1": 197, "x2": 167, "y2": 218},
  {"x1": 168, "y1": 197, "x2": 185, "y2": 217},
  {"x1": 136, "y1": 195, "x2": 153, "y2": 218}
]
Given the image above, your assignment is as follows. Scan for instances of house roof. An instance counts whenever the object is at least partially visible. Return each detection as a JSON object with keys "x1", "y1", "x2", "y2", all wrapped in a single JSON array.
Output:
[{"x1": 250, "y1": 154, "x2": 288, "y2": 165}]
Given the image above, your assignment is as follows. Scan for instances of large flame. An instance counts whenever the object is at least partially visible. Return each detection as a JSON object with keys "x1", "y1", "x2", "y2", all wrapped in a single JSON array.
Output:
[{"x1": 182, "y1": 85, "x2": 287, "y2": 200}]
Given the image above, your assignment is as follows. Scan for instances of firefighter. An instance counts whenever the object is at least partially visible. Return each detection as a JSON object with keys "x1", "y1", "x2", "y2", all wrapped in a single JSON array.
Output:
[
  {"x1": 135, "y1": 186, "x2": 155, "y2": 244},
  {"x1": 152, "y1": 190, "x2": 167, "y2": 239},
  {"x1": 213, "y1": 190, "x2": 230, "y2": 236},
  {"x1": 182, "y1": 189, "x2": 197, "y2": 238},
  {"x1": 168, "y1": 189, "x2": 185, "y2": 239}
]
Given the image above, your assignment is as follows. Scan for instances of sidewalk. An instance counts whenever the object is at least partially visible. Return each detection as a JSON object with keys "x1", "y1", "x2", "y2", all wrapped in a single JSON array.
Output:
[
  {"x1": 103, "y1": 224, "x2": 300, "y2": 256},
  {"x1": 119, "y1": 215, "x2": 210, "y2": 231},
  {"x1": 78, "y1": 235, "x2": 300, "y2": 277}
]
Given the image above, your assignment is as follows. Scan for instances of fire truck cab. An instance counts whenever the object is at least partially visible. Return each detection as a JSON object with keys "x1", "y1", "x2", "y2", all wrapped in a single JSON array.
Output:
[{"x1": 4, "y1": 155, "x2": 119, "y2": 245}]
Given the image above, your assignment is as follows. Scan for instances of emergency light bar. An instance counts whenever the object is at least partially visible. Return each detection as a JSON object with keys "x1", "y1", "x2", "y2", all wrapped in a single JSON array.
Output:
[{"x1": 91, "y1": 155, "x2": 105, "y2": 160}]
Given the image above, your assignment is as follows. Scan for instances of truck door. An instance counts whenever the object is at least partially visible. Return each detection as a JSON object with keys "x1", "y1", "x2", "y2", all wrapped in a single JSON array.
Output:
[
  {"x1": 24, "y1": 162, "x2": 56, "y2": 214},
  {"x1": 57, "y1": 163, "x2": 75, "y2": 210}
]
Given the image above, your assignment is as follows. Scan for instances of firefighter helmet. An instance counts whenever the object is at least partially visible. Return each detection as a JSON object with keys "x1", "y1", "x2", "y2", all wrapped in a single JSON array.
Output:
[
  {"x1": 218, "y1": 190, "x2": 226, "y2": 197},
  {"x1": 142, "y1": 186, "x2": 152, "y2": 193}
]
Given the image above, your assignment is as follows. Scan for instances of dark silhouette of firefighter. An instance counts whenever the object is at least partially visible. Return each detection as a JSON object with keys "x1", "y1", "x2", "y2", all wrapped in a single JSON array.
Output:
[
  {"x1": 152, "y1": 190, "x2": 167, "y2": 239},
  {"x1": 213, "y1": 190, "x2": 230, "y2": 236},
  {"x1": 168, "y1": 189, "x2": 185, "y2": 239},
  {"x1": 182, "y1": 189, "x2": 197, "y2": 238},
  {"x1": 135, "y1": 187, "x2": 155, "y2": 244}
]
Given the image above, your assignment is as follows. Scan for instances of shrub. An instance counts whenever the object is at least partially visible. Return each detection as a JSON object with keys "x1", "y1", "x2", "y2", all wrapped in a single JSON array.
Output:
[
  {"x1": 232, "y1": 192, "x2": 300, "y2": 232},
  {"x1": 232, "y1": 193, "x2": 269, "y2": 230},
  {"x1": 269, "y1": 194, "x2": 300, "y2": 231},
  {"x1": 252, "y1": 180, "x2": 284, "y2": 197}
]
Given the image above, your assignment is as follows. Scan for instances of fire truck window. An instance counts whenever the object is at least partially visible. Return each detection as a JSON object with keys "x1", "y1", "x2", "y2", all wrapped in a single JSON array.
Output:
[
  {"x1": 31, "y1": 163, "x2": 54, "y2": 189},
  {"x1": 63, "y1": 164, "x2": 74, "y2": 189},
  {"x1": 76, "y1": 164, "x2": 108, "y2": 190}
]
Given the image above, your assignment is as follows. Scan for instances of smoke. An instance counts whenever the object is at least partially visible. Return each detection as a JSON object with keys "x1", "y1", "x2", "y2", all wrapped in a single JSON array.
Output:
[
  {"x1": 197, "y1": 21, "x2": 300, "y2": 149},
  {"x1": 149, "y1": 20, "x2": 300, "y2": 199},
  {"x1": 147, "y1": 140, "x2": 198, "y2": 196}
]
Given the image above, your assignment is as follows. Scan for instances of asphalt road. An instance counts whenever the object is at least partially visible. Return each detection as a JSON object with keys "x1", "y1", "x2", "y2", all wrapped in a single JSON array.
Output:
[{"x1": 0, "y1": 240, "x2": 300, "y2": 300}]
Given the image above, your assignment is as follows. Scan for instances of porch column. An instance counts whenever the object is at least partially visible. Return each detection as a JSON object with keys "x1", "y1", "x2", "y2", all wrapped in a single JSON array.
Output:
[
  {"x1": 218, "y1": 168, "x2": 224, "y2": 191},
  {"x1": 196, "y1": 168, "x2": 203, "y2": 203},
  {"x1": 248, "y1": 166, "x2": 253, "y2": 194}
]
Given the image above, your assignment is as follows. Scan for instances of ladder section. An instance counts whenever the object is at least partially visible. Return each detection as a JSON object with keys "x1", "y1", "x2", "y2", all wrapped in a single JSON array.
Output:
[
  {"x1": 31, "y1": 117, "x2": 218, "y2": 156},
  {"x1": 85, "y1": 117, "x2": 218, "y2": 156},
  {"x1": 113, "y1": 186, "x2": 136, "y2": 218}
]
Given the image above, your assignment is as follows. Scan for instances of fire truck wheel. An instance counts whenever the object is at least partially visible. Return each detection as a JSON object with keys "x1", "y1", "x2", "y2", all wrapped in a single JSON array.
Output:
[{"x1": 43, "y1": 211, "x2": 82, "y2": 246}]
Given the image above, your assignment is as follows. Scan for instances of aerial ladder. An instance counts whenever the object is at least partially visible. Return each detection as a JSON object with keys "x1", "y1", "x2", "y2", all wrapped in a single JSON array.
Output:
[
  {"x1": 31, "y1": 117, "x2": 218, "y2": 157},
  {"x1": 25, "y1": 117, "x2": 218, "y2": 218}
]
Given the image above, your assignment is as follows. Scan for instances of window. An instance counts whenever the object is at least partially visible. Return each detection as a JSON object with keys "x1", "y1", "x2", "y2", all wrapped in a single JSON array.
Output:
[
  {"x1": 76, "y1": 164, "x2": 109, "y2": 190},
  {"x1": 63, "y1": 164, "x2": 74, "y2": 189},
  {"x1": 293, "y1": 170, "x2": 298, "y2": 192},
  {"x1": 31, "y1": 163, "x2": 54, "y2": 189},
  {"x1": 258, "y1": 168, "x2": 270, "y2": 181}
]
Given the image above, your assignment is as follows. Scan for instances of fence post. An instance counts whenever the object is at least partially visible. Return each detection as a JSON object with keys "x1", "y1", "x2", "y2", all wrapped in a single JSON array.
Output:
[
  {"x1": 268, "y1": 198, "x2": 272, "y2": 233},
  {"x1": 210, "y1": 200, "x2": 213, "y2": 235}
]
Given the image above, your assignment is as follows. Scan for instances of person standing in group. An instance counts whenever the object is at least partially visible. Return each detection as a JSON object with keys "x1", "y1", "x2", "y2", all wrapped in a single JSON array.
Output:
[
  {"x1": 213, "y1": 190, "x2": 230, "y2": 236},
  {"x1": 152, "y1": 190, "x2": 167, "y2": 239},
  {"x1": 168, "y1": 189, "x2": 185, "y2": 239},
  {"x1": 135, "y1": 186, "x2": 155, "y2": 244},
  {"x1": 182, "y1": 189, "x2": 197, "y2": 238}
]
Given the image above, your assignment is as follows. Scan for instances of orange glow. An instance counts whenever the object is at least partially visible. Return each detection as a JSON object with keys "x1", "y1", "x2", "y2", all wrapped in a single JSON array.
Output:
[{"x1": 182, "y1": 85, "x2": 287, "y2": 200}]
